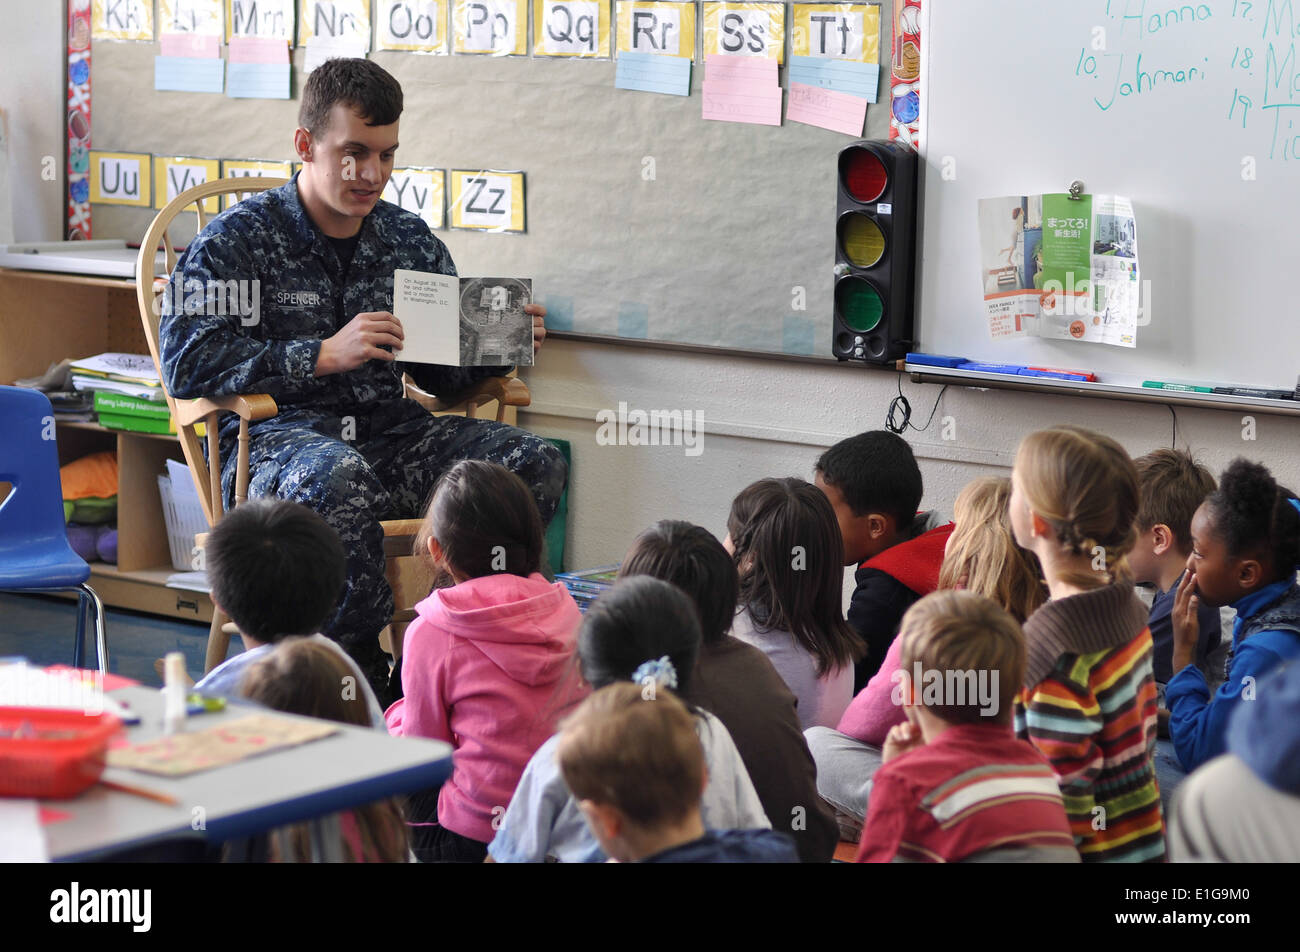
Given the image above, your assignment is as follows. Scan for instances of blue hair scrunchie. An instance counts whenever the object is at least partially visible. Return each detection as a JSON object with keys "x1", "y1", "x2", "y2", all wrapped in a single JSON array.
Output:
[{"x1": 631, "y1": 656, "x2": 678, "y2": 691}]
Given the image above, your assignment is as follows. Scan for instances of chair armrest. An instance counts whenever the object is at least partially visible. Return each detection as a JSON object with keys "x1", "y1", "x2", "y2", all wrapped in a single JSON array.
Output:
[
  {"x1": 404, "y1": 375, "x2": 531, "y2": 412},
  {"x1": 174, "y1": 393, "x2": 279, "y2": 428}
]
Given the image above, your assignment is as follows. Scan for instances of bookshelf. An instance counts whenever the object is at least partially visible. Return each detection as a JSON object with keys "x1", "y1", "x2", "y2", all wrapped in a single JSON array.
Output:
[{"x1": 0, "y1": 268, "x2": 214, "y2": 624}]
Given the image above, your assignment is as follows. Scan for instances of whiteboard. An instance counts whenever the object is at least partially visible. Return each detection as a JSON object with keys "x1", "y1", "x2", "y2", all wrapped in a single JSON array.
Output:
[{"x1": 917, "y1": 0, "x2": 1299, "y2": 391}]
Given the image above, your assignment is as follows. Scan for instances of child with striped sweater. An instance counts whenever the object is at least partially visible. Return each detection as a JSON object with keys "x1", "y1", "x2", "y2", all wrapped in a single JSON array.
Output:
[{"x1": 1009, "y1": 425, "x2": 1165, "y2": 862}]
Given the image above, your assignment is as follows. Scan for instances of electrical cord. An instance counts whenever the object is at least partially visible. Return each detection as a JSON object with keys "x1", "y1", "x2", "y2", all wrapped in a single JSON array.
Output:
[{"x1": 887, "y1": 375, "x2": 948, "y2": 434}]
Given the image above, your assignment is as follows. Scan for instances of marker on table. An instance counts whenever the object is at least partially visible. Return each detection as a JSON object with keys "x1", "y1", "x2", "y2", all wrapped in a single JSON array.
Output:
[{"x1": 1142, "y1": 380, "x2": 1214, "y2": 393}]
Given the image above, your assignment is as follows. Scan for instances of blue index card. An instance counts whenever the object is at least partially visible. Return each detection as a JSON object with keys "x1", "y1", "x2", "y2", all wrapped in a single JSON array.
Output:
[
  {"x1": 782, "y1": 315, "x2": 816, "y2": 356},
  {"x1": 154, "y1": 56, "x2": 224, "y2": 93},
  {"x1": 617, "y1": 301, "x2": 649, "y2": 338},
  {"x1": 226, "y1": 62, "x2": 291, "y2": 100},
  {"x1": 616, "y1": 52, "x2": 692, "y2": 97},
  {"x1": 788, "y1": 56, "x2": 880, "y2": 102}
]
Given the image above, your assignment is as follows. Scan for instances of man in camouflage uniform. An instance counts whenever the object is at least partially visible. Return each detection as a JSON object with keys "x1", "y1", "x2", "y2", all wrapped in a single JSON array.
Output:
[{"x1": 159, "y1": 59, "x2": 565, "y2": 701}]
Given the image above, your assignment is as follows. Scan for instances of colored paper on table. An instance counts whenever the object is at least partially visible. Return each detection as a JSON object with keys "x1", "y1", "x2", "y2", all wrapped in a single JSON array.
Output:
[
  {"x1": 160, "y1": 32, "x2": 221, "y2": 57},
  {"x1": 106, "y1": 714, "x2": 338, "y2": 777},
  {"x1": 786, "y1": 81, "x2": 867, "y2": 135},
  {"x1": 303, "y1": 35, "x2": 370, "y2": 73},
  {"x1": 227, "y1": 62, "x2": 291, "y2": 98},
  {"x1": 702, "y1": 55, "x2": 781, "y2": 125},
  {"x1": 44, "y1": 665, "x2": 141, "y2": 693},
  {"x1": 154, "y1": 56, "x2": 225, "y2": 92},
  {"x1": 615, "y1": 51, "x2": 691, "y2": 96},
  {"x1": 228, "y1": 35, "x2": 289, "y2": 63},
  {"x1": 789, "y1": 55, "x2": 879, "y2": 101},
  {"x1": 39, "y1": 806, "x2": 74, "y2": 826}
]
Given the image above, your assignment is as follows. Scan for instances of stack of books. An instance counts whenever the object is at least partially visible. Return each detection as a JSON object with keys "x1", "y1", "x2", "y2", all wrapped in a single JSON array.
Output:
[
  {"x1": 554, "y1": 565, "x2": 619, "y2": 613},
  {"x1": 68, "y1": 353, "x2": 193, "y2": 435},
  {"x1": 93, "y1": 391, "x2": 177, "y2": 435},
  {"x1": 70, "y1": 353, "x2": 165, "y2": 402}
]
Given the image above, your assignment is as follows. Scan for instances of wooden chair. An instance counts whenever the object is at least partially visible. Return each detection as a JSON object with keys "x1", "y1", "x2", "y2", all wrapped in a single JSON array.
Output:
[{"x1": 134, "y1": 177, "x2": 531, "y2": 674}]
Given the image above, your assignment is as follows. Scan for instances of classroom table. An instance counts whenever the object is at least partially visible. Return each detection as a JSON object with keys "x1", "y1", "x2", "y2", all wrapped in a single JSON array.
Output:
[{"x1": 41, "y1": 686, "x2": 452, "y2": 861}]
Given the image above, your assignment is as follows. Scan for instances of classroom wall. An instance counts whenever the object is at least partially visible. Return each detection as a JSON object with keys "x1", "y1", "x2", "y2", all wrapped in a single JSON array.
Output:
[
  {"x1": 519, "y1": 339, "x2": 1300, "y2": 584},
  {"x1": 0, "y1": 2, "x2": 65, "y2": 242},
  {"x1": 17, "y1": 19, "x2": 1300, "y2": 589}
]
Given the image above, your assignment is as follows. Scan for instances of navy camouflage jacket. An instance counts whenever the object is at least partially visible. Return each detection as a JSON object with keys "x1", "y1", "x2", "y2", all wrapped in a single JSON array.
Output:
[{"x1": 159, "y1": 174, "x2": 506, "y2": 439}]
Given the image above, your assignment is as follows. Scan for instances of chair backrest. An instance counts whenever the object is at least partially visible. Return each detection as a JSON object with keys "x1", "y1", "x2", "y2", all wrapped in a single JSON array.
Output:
[
  {"x1": 134, "y1": 177, "x2": 288, "y2": 528},
  {"x1": 0, "y1": 386, "x2": 80, "y2": 559}
]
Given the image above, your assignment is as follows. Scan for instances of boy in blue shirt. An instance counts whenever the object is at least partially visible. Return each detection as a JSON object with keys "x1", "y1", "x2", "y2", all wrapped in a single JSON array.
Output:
[{"x1": 1129, "y1": 449, "x2": 1222, "y2": 692}]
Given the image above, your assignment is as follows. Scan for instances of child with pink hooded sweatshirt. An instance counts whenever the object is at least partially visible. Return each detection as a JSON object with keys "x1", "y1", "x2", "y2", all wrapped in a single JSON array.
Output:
[{"x1": 385, "y1": 460, "x2": 587, "y2": 863}]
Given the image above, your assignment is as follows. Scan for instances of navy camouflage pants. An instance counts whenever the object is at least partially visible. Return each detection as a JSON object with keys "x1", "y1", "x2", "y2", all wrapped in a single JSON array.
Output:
[{"x1": 219, "y1": 398, "x2": 567, "y2": 700}]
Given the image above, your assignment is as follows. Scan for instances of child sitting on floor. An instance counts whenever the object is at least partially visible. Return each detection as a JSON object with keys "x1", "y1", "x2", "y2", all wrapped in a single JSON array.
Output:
[
  {"x1": 385, "y1": 460, "x2": 587, "y2": 862},
  {"x1": 808, "y1": 474, "x2": 1046, "y2": 841},
  {"x1": 813, "y1": 431, "x2": 954, "y2": 691},
  {"x1": 1009, "y1": 425, "x2": 1164, "y2": 862},
  {"x1": 193, "y1": 498, "x2": 385, "y2": 729},
  {"x1": 487, "y1": 576, "x2": 771, "y2": 862},
  {"x1": 1167, "y1": 458, "x2": 1300, "y2": 772},
  {"x1": 856, "y1": 590, "x2": 1076, "y2": 863},
  {"x1": 557, "y1": 682, "x2": 799, "y2": 863},
  {"x1": 724, "y1": 477, "x2": 863, "y2": 730},
  {"x1": 620, "y1": 520, "x2": 839, "y2": 862},
  {"x1": 233, "y1": 638, "x2": 409, "y2": 863}
]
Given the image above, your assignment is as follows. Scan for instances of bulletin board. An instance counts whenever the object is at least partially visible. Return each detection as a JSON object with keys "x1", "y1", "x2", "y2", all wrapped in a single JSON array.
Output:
[{"x1": 85, "y1": 0, "x2": 901, "y2": 362}]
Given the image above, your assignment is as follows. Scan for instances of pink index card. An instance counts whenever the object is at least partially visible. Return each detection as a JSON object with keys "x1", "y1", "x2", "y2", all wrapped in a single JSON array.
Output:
[
  {"x1": 160, "y1": 32, "x2": 220, "y2": 58},
  {"x1": 228, "y1": 35, "x2": 288, "y2": 64},
  {"x1": 702, "y1": 54, "x2": 782, "y2": 126},
  {"x1": 786, "y1": 81, "x2": 867, "y2": 136}
]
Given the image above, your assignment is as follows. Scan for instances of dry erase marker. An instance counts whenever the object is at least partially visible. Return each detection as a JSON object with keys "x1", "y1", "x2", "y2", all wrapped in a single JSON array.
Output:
[
  {"x1": 1142, "y1": 380, "x2": 1213, "y2": 393},
  {"x1": 1211, "y1": 387, "x2": 1295, "y2": 400}
]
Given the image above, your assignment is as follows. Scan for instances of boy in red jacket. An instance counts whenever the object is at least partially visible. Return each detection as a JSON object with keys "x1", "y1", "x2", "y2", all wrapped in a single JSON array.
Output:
[{"x1": 814, "y1": 431, "x2": 954, "y2": 692}]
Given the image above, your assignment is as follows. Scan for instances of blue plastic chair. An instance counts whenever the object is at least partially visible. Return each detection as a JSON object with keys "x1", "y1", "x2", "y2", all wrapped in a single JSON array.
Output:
[{"x1": 0, "y1": 385, "x2": 109, "y2": 672}]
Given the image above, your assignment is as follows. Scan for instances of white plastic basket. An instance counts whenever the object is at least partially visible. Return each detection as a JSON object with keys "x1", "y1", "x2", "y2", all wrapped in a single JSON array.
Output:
[{"x1": 157, "y1": 474, "x2": 208, "y2": 572}]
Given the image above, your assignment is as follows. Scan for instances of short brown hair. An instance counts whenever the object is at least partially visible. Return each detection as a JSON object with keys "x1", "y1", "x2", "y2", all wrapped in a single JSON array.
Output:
[
  {"x1": 1134, "y1": 448, "x2": 1216, "y2": 554},
  {"x1": 299, "y1": 57, "x2": 403, "y2": 134},
  {"x1": 556, "y1": 683, "x2": 704, "y2": 828},
  {"x1": 898, "y1": 590, "x2": 1024, "y2": 725}
]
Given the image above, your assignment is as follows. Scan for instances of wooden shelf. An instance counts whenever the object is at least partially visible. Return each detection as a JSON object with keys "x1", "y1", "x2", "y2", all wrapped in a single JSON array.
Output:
[
  {"x1": 2, "y1": 268, "x2": 206, "y2": 627},
  {"x1": 0, "y1": 268, "x2": 136, "y2": 291},
  {"x1": 58, "y1": 419, "x2": 178, "y2": 443}
]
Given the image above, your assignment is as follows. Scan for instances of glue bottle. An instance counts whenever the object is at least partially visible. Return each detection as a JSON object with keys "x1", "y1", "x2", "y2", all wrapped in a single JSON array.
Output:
[{"x1": 162, "y1": 651, "x2": 187, "y2": 735}]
